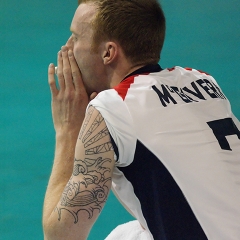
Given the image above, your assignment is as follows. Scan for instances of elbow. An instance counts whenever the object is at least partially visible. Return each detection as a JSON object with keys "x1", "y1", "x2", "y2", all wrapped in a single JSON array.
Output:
[
  {"x1": 42, "y1": 217, "x2": 88, "y2": 240},
  {"x1": 42, "y1": 217, "x2": 61, "y2": 240},
  {"x1": 42, "y1": 209, "x2": 64, "y2": 240},
  {"x1": 42, "y1": 218, "x2": 53, "y2": 240}
]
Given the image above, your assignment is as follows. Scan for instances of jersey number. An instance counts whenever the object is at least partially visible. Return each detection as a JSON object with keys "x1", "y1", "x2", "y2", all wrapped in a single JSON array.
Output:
[{"x1": 207, "y1": 118, "x2": 240, "y2": 151}]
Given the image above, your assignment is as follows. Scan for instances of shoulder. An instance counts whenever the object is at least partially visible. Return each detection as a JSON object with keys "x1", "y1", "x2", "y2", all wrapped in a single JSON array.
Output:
[
  {"x1": 88, "y1": 90, "x2": 137, "y2": 167},
  {"x1": 161, "y1": 66, "x2": 214, "y2": 78}
]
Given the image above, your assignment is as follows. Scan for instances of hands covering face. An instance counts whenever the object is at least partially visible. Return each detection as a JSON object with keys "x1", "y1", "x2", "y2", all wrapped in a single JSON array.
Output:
[{"x1": 48, "y1": 36, "x2": 97, "y2": 138}]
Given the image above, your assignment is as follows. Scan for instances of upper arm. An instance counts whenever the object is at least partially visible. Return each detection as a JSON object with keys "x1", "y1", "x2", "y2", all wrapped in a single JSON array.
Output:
[{"x1": 51, "y1": 106, "x2": 115, "y2": 240}]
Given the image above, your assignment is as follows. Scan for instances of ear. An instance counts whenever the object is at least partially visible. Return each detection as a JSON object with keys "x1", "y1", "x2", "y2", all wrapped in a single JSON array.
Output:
[{"x1": 102, "y1": 42, "x2": 118, "y2": 65}]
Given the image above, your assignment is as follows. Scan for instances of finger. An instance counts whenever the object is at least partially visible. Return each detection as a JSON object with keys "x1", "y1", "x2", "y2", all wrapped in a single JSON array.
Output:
[
  {"x1": 61, "y1": 46, "x2": 74, "y2": 90},
  {"x1": 57, "y1": 50, "x2": 65, "y2": 90},
  {"x1": 68, "y1": 50, "x2": 83, "y2": 90},
  {"x1": 48, "y1": 63, "x2": 58, "y2": 96},
  {"x1": 66, "y1": 35, "x2": 73, "y2": 50}
]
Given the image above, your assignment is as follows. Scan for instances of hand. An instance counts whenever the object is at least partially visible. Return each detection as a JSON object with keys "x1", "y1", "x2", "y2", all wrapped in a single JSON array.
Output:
[
  {"x1": 65, "y1": 35, "x2": 74, "y2": 50},
  {"x1": 48, "y1": 45, "x2": 97, "y2": 139}
]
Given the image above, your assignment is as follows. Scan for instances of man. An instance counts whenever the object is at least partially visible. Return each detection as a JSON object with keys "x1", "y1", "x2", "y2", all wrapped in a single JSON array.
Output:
[{"x1": 43, "y1": 0, "x2": 240, "y2": 239}]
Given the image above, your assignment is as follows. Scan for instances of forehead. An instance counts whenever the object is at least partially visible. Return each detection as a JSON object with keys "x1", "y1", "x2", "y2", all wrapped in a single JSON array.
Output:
[{"x1": 70, "y1": 3, "x2": 97, "y2": 34}]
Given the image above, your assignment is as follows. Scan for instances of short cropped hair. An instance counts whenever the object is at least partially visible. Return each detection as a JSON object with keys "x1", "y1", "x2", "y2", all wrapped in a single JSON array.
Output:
[{"x1": 78, "y1": 0, "x2": 166, "y2": 65}]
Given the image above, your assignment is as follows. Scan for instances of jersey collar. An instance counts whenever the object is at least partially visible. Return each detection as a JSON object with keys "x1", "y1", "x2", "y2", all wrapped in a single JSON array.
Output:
[{"x1": 123, "y1": 64, "x2": 163, "y2": 81}]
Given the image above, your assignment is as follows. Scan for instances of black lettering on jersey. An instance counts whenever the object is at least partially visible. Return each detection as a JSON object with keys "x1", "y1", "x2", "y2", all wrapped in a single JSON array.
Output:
[
  {"x1": 207, "y1": 118, "x2": 240, "y2": 151},
  {"x1": 182, "y1": 82, "x2": 206, "y2": 100},
  {"x1": 170, "y1": 86, "x2": 198, "y2": 103},
  {"x1": 152, "y1": 85, "x2": 177, "y2": 107},
  {"x1": 211, "y1": 81, "x2": 226, "y2": 99},
  {"x1": 203, "y1": 79, "x2": 225, "y2": 99},
  {"x1": 166, "y1": 85, "x2": 175, "y2": 93},
  {"x1": 196, "y1": 79, "x2": 218, "y2": 98},
  {"x1": 196, "y1": 79, "x2": 225, "y2": 99}
]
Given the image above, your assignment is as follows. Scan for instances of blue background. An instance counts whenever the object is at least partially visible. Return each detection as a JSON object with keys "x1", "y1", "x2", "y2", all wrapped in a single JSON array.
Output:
[{"x1": 0, "y1": 0, "x2": 239, "y2": 239}]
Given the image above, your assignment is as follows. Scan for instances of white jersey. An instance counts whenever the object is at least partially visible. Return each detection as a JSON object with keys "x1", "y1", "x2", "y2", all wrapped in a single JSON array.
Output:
[{"x1": 89, "y1": 65, "x2": 240, "y2": 240}]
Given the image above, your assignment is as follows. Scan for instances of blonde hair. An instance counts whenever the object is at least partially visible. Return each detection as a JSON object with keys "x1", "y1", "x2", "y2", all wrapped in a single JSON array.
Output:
[{"x1": 78, "y1": 0, "x2": 166, "y2": 65}]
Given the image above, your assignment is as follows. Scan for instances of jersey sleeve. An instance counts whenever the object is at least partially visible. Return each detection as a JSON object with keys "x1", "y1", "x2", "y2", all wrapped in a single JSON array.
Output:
[{"x1": 88, "y1": 89, "x2": 137, "y2": 167}]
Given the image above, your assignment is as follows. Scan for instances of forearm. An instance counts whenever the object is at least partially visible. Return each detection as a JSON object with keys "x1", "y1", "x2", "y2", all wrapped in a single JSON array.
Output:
[
  {"x1": 43, "y1": 42, "x2": 99, "y2": 239},
  {"x1": 43, "y1": 132, "x2": 77, "y2": 228},
  {"x1": 43, "y1": 107, "x2": 116, "y2": 240}
]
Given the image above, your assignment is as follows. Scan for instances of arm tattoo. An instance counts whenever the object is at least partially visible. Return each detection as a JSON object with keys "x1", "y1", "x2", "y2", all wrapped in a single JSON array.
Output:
[
  {"x1": 84, "y1": 127, "x2": 109, "y2": 148},
  {"x1": 56, "y1": 157, "x2": 111, "y2": 223},
  {"x1": 55, "y1": 109, "x2": 114, "y2": 224},
  {"x1": 82, "y1": 112, "x2": 104, "y2": 143},
  {"x1": 85, "y1": 142, "x2": 113, "y2": 155},
  {"x1": 78, "y1": 106, "x2": 94, "y2": 140}
]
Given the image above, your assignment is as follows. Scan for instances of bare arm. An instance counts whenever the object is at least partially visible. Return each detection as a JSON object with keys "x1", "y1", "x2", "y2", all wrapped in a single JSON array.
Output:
[
  {"x1": 43, "y1": 106, "x2": 115, "y2": 240},
  {"x1": 42, "y1": 39, "x2": 111, "y2": 239}
]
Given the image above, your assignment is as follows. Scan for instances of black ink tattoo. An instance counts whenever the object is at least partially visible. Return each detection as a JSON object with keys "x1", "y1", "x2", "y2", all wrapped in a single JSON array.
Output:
[
  {"x1": 56, "y1": 108, "x2": 114, "y2": 224},
  {"x1": 79, "y1": 106, "x2": 94, "y2": 140},
  {"x1": 82, "y1": 113, "x2": 104, "y2": 143},
  {"x1": 85, "y1": 142, "x2": 114, "y2": 155},
  {"x1": 56, "y1": 157, "x2": 112, "y2": 223},
  {"x1": 84, "y1": 127, "x2": 109, "y2": 148}
]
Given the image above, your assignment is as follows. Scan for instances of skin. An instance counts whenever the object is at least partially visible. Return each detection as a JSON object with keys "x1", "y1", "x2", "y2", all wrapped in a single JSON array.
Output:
[
  {"x1": 70, "y1": 3, "x2": 144, "y2": 94},
  {"x1": 43, "y1": 3, "x2": 145, "y2": 240},
  {"x1": 70, "y1": 3, "x2": 108, "y2": 95}
]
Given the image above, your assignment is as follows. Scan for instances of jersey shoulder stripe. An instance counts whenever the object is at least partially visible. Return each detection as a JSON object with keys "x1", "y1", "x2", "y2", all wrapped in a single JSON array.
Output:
[{"x1": 114, "y1": 73, "x2": 148, "y2": 100}]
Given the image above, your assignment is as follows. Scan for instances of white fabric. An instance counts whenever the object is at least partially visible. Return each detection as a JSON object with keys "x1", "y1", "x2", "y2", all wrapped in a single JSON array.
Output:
[
  {"x1": 90, "y1": 66, "x2": 240, "y2": 239},
  {"x1": 105, "y1": 221, "x2": 152, "y2": 240}
]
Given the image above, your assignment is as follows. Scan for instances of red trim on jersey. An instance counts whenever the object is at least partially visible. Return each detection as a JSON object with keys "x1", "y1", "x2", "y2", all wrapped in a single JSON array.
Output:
[
  {"x1": 114, "y1": 73, "x2": 149, "y2": 100},
  {"x1": 197, "y1": 69, "x2": 210, "y2": 76},
  {"x1": 114, "y1": 75, "x2": 136, "y2": 100},
  {"x1": 168, "y1": 67, "x2": 210, "y2": 76},
  {"x1": 185, "y1": 67, "x2": 210, "y2": 76},
  {"x1": 167, "y1": 67, "x2": 176, "y2": 71}
]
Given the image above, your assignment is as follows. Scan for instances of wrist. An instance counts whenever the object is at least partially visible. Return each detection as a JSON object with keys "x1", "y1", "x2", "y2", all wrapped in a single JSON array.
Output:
[
  {"x1": 54, "y1": 132, "x2": 78, "y2": 167},
  {"x1": 55, "y1": 129, "x2": 79, "y2": 144}
]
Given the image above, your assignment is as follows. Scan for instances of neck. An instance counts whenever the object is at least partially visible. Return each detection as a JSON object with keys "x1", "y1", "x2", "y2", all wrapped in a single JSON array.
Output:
[{"x1": 109, "y1": 62, "x2": 145, "y2": 88}]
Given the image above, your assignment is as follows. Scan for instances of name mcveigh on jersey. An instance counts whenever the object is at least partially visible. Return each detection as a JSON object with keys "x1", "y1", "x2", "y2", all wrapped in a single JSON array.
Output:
[{"x1": 152, "y1": 67, "x2": 226, "y2": 107}]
